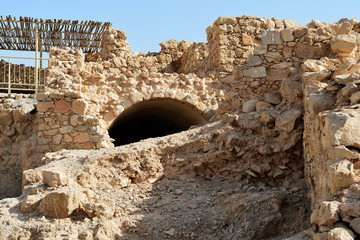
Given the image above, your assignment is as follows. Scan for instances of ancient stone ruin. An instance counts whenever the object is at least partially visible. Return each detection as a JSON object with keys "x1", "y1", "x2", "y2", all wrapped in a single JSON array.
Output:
[{"x1": 1, "y1": 15, "x2": 360, "y2": 239}]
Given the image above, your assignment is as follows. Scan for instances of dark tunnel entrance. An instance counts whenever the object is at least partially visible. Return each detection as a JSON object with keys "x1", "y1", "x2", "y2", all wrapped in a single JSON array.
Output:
[{"x1": 108, "y1": 99, "x2": 208, "y2": 146}]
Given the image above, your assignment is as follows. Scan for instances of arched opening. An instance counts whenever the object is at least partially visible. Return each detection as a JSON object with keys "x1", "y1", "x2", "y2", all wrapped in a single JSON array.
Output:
[{"x1": 108, "y1": 99, "x2": 208, "y2": 146}]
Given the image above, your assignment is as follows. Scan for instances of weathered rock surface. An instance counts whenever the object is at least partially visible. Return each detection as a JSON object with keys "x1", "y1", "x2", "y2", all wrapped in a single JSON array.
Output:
[{"x1": 2, "y1": 15, "x2": 360, "y2": 239}]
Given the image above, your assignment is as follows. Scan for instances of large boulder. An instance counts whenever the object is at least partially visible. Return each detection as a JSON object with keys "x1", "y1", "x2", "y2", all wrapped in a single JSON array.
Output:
[
  {"x1": 318, "y1": 201, "x2": 340, "y2": 226},
  {"x1": 37, "y1": 190, "x2": 87, "y2": 218},
  {"x1": 328, "y1": 159, "x2": 355, "y2": 194},
  {"x1": 320, "y1": 110, "x2": 360, "y2": 149},
  {"x1": 328, "y1": 227, "x2": 355, "y2": 240},
  {"x1": 330, "y1": 34, "x2": 357, "y2": 54}
]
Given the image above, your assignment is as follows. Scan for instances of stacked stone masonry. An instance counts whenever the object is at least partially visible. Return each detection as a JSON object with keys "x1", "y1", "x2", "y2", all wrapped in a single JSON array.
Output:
[{"x1": 1, "y1": 15, "x2": 360, "y2": 239}]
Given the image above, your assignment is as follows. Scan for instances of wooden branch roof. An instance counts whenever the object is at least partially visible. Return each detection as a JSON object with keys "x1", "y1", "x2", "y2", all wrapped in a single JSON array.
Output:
[{"x1": 0, "y1": 16, "x2": 112, "y2": 53}]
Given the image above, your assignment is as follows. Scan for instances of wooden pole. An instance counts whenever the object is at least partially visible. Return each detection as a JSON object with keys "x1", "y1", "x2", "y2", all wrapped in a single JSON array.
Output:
[{"x1": 35, "y1": 23, "x2": 38, "y2": 94}]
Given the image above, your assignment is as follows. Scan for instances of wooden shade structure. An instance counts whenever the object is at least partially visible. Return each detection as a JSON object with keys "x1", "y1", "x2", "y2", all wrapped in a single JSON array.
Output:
[{"x1": 0, "y1": 16, "x2": 112, "y2": 53}]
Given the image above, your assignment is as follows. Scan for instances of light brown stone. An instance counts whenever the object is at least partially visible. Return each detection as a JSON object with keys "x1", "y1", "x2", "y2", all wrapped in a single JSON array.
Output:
[
  {"x1": 262, "y1": 30, "x2": 282, "y2": 45},
  {"x1": 242, "y1": 100, "x2": 259, "y2": 113},
  {"x1": 243, "y1": 67, "x2": 267, "y2": 78},
  {"x1": 71, "y1": 99, "x2": 88, "y2": 115},
  {"x1": 42, "y1": 170, "x2": 68, "y2": 187},
  {"x1": 54, "y1": 100, "x2": 71, "y2": 113},
  {"x1": 328, "y1": 227, "x2": 355, "y2": 240},
  {"x1": 20, "y1": 195, "x2": 41, "y2": 213},
  {"x1": 74, "y1": 132, "x2": 90, "y2": 143},
  {"x1": 242, "y1": 35, "x2": 253, "y2": 45},
  {"x1": 308, "y1": 93, "x2": 336, "y2": 116},
  {"x1": 36, "y1": 102, "x2": 53, "y2": 112},
  {"x1": 330, "y1": 34, "x2": 357, "y2": 54},
  {"x1": 318, "y1": 201, "x2": 340, "y2": 226},
  {"x1": 280, "y1": 29, "x2": 294, "y2": 42},
  {"x1": 328, "y1": 159, "x2": 355, "y2": 194},
  {"x1": 275, "y1": 109, "x2": 302, "y2": 133},
  {"x1": 37, "y1": 190, "x2": 87, "y2": 218}
]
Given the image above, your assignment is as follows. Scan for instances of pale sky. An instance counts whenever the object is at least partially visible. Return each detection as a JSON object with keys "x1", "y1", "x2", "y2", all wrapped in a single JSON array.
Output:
[{"x1": 1, "y1": 0, "x2": 359, "y2": 53}]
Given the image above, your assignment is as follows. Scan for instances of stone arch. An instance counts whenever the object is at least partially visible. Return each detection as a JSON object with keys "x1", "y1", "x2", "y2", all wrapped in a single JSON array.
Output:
[{"x1": 108, "y1": 98, "x2": 209, "y2": 146}]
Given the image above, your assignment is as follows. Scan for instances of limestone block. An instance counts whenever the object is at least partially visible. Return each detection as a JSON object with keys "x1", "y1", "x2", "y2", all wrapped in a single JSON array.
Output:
[
  {"x1": 160, "y1": 39, "x2": 179, "y2": 50},
  {"x1": 275, "y1": 109, "x2": 302, "y2": 133},
  {"x1": 334, "y1": 71, "x2": 360, "y2": 85},
  {"x1": 74, "y1": 132, "x2": 90, "y2": 143},
  {"x1": 333, "y1": 61, "x2": 360, "y2": 78},
  {"x1": 64, "y1": 134, "x2": 73, "y2": 143},
  {"x1": 350, "y1": 218, "x2": 360, "y2": 234},
  {"x1": 342, "y1": 83, "x2": 358, "y2": 97},
  {"x1": 20, "y1": 195, "x2": 41, "y2": 213},
  {"x1": 71, "y1": 99, "x2": 88, "y2": 115},
  {"x1": 243, "y1": 66, "x2": 267, "y2": 78},
  {"x1": 59, "y1": 126, "x2": 73, "y2": 134},
  {"x1": 321, "y1": 111, "x2": 360, "y2": 149},
  {"x1": 42, "y1": 170, "x2": 68, "y2": 187},
  {"x1": 255, "y1": 101, "x2": 273, "y2": 112},
  {"x1": 328, "y1": 227, "x2": 355, "y2": 240},
  {"x1": 43, "y1": 129, "x2": 58, "y2": 136},
  {"x1": 70, "y1": 114, "x2": 86, "y2": 126},
  {"x1": 302, "y1": 59, "x2": 327, "y2": 72},
  {"x1": 37, "y1": 190, "x2": 87, "y2": 218},
  {"x1": 36, "y1": 93, "x2": 49, "y2": 101},
  {"x1": 328, "y1": 159, "x2": 355, "y2": 194},
  {"x1": 318, "y1": 201, "x2": 340, "y2": 226},
  {"x1": 262, "y1": 30, "x2": 282, "y2": 45},
  {"x1": 282, "y1": 47, "x2": 292, "y2": 58},
  {"x1": 23, "y1": 169, "x2": 43, "y2": 186},
  {"x1": 264, "y1": 52, "x2": 282, "y2": 62},
  {"x1": 331, "y1": 34, "x2": 357, "y2": 54},
  {"x1": 242, "y1": 100, "x2": 258, "y2": 113},
  {"x1": 350, "y1": 91, "x2": 360, "y2": 104},
  {"x1": 265, "y1": 93, "x2": 281, "y2": 105},
  {"x1": 253, "y1": 45, "x2": 267, "y2": 55},
  {"x1": 339, "y1": 202, "x2": 360, "y2": 218},
  {"x1": 247, "y1": 55, "x2": 262, "y2": 67},
  {"x1": 90, "y1": 134, "x2": 105, "y2": 143},
  {"x1": 54, "y1": 100, "x2": 71, "y2": 113},
  {"x1": 52, "y1": 134, "x2": 63, "y2": 144},
  {"x1": 36, "y1": 101, "x2": 53, "y2": 112},
  {"x1": 104, "y1": 111, "x2": 116, "y2": 123},
  {"x1": 242, "y1": 35, "x2": 252, "y2": 45},
  {"x1": 308, "y1": 93, "x2": 336, "y2": 116},
  {"x1": 280, "y1": 29, "x2": 294, "y2": 42},
  {"x1": 283, "y1": 19, "x2": 298, "y2": 29},
  {"x1": 267, "y1": 68, "x2": 290, "y2": 81},
  {"x1": 294, "y1": 43, "x2": 326, "y2": 59}
]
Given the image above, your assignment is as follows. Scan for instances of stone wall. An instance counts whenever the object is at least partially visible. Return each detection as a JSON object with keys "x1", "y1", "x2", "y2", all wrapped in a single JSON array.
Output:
[
  {"x1": 1, "y1": 15, "x2": 360, "y2": 238},
  {"x1": 0, "y1": 93, "x2": 36, "y2": 198}
]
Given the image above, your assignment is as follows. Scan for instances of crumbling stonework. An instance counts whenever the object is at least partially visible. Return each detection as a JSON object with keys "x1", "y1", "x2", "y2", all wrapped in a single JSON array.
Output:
[{"x1": 1, "y1": 15, "x2": 360, "y2": 239}]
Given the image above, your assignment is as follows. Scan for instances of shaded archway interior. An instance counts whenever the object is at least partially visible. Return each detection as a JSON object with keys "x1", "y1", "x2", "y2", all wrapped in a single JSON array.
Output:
[{"x1": 108, "y1": 99, "x2": 208, "y2": 146}]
